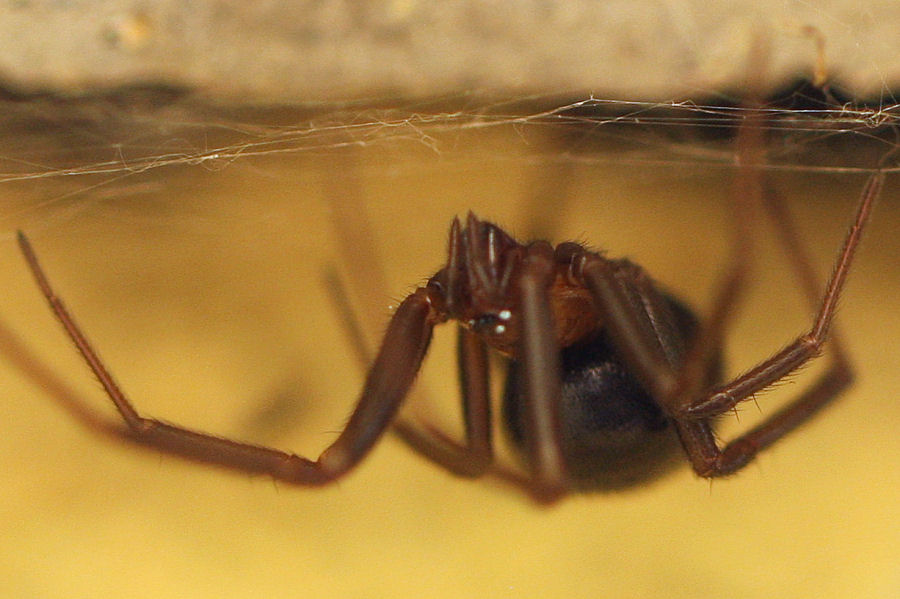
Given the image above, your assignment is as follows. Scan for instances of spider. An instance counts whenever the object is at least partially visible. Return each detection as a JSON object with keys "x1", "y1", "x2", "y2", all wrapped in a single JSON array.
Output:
[{"x1": 14, "y1": 147, "x2": 881, "y2": 504}]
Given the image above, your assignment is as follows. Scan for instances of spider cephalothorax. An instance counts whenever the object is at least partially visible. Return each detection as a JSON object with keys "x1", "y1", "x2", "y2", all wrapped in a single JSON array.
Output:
[{"x1": 427, "y1": 213, "x2": 598, "y2": 357}]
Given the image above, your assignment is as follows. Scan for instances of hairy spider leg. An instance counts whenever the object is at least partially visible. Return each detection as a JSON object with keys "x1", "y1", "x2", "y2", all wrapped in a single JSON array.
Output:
[{"x1": 17, "y1": 230, "x2": 439, "y2": 485}]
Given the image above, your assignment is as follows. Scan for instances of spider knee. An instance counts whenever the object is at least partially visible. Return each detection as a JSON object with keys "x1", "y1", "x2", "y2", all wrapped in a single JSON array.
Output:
[{"x1": 692, "y1": 438, "x2": 759, "y2": 478}]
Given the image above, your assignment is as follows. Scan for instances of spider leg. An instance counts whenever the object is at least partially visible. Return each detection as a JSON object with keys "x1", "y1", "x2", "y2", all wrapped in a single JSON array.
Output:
[
  {"x1": 673, "y1": 172, "x2": 859, "y2": 427},
  {"x1": 392, "y1": 326, "x2": 494, "y2": 477},
  {"x1": 399, "y1": 237, "x2": 574, "y2": 503},
  {"x1": 326, "y1": 265, "x2": 497, "y2": 478},
  {"x1": 677, "y1": 172, "x2": 881, "y2": 420},
  {"x1": 320, "y1": 179, "x2": 496, "y2": 480},
  {"x1": 759, "y1": 179, "x2": 852, "y2": 368},
  {"x1": 512, "y1": 241, "x2": 569, "y2": 501},
  {"x1": 575, "y1": 163, "x2": 882, "y2": 479},
  {"x1": 665, "y1": 96, "x2": 765, "y2": 408},
  {"x1": 588, "y1": 42, "x2": 771, "y2": 421},
  {"x1": 670, "y1": 172, "x2": 882, "y2": 476},
  {"x1": 17, "y1": 231, "x2": 435, "y2": 485},
  {"x1": 400, "y1": 242, "x2": 575, "y2": 503},
  {"x1": 577, "y1": 254, "x2": 680, "y2": 401}
]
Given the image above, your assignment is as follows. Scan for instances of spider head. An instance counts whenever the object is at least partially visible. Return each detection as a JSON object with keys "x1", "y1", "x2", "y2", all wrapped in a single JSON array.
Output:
[
  {"x1": 427, "y1": 214, "x2": 599, "y2": 356},
  {"x1": 426, "y1": 213, "x2": 524, "y2": 354}
]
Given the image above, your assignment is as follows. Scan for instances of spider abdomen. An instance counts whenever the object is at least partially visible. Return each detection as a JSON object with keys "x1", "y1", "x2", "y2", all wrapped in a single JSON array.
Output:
[{"x1": 503, "y1": 294, "x2": 713, "y2": 490}]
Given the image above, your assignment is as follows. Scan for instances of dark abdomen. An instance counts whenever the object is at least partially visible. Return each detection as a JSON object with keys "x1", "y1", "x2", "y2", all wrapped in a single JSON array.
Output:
[{"x1": 503, "y1": 294, "x2": 716, "y2": 490}]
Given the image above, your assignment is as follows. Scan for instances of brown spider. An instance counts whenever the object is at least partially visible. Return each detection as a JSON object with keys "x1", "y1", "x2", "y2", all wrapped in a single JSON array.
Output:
[{"x1": 15, "y1": 149, "x2": 882, "y2": 503}]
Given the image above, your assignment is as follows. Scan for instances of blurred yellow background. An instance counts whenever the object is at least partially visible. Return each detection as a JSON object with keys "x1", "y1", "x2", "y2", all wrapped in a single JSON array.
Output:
[{"x1": 0, "y1": 106, "x2": 897, "y2": 598}]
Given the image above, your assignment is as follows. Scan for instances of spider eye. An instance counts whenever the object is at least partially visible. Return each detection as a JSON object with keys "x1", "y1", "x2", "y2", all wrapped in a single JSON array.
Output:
[{"x1": 471, "y1": 311, "x2": 511, "y2": 335}]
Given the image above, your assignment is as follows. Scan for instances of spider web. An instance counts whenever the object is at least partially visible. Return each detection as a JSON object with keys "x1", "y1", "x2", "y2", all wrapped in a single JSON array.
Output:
[{"x1": 0, "y1": 82, "x2": 897, "y2": 225}]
